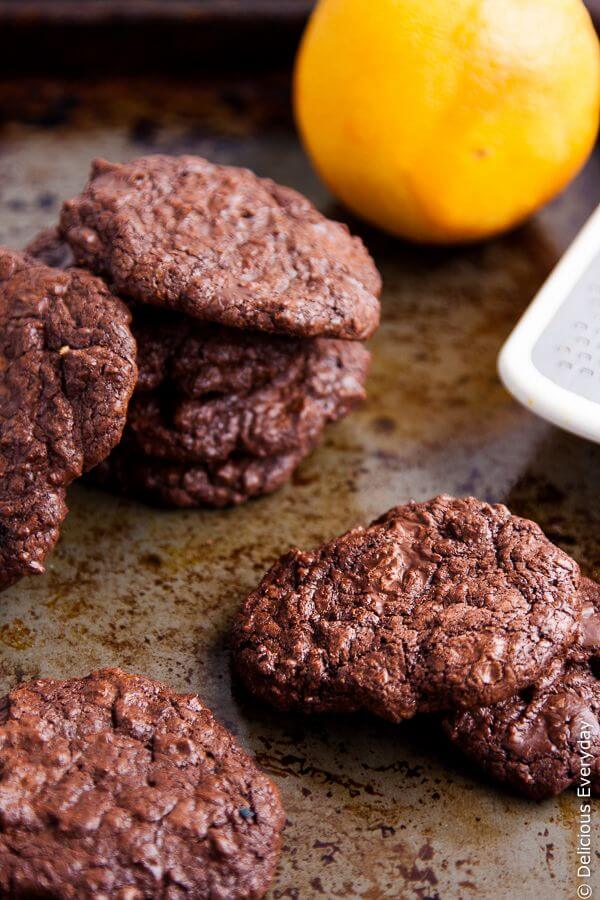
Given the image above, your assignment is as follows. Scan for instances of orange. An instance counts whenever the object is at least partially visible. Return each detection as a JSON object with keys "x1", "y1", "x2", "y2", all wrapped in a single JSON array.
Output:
[{"x1": 294, "y1": 0, "x2": 600, "y2": 243}]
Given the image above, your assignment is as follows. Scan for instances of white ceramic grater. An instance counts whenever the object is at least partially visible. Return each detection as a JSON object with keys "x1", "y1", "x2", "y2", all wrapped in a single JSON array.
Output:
[{"x1": 498, "y1": 203, "x2": 600, "y2": 443}]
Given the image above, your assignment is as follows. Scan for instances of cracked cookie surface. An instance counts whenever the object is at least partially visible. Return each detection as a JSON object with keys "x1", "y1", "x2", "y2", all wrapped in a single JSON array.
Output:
[
  {"x1": 127, "y1": 307, "x2": 370, "y2": 464},
  {"x1": 89, "y1": 308, "x2": 369, "y2": 507},
  {"x1": 0, "y1": 669, "x2": 284, "y2": 899},
  {"x1": 0, "y1": 248, "x2": 136, "y2": 590},
  {"x1": 232, "y1": 495, "x2": 582, "y2": 721},
  {"x1": 443, "y1": 577, "x2": 600, "y2": 799},
  {"x1": 59, "y1": 155, "x2": 381, "y2": 339}
]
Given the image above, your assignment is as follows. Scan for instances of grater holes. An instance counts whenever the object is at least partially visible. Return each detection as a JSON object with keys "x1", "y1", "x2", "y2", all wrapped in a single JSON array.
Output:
[{"x1": 532, "y1": 253, "x2": 600, "y2": 403}]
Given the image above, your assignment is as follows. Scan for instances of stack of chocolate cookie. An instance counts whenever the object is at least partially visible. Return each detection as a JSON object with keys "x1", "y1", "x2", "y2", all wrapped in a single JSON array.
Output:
[
  {"x1": 232, "y1": 494, "x2": 600, "y2": 799},
  {"x1": 31, "y1": 154, "x2": 381, "y2": 508}
]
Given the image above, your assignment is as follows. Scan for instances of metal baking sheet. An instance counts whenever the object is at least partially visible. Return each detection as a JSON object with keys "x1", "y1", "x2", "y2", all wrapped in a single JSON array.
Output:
[{"x1": 0, "y1": 74, "x2": 599, "y2": 898}]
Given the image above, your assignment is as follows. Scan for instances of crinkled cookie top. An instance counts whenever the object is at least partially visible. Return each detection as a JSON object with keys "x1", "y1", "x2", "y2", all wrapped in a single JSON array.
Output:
[
  {"x1": 232, "y1": 495, "x2": 581, "y2": 721},
  {"x1": 443, "y1": 576, "x2": 600, "y2": 799},
  {"x1": 59, "y1": 155, "x2": 382, "y2": 339},
  {"x1": 0, "y1": 669, "x2": 284, "y2": 899},
  {"x1": 0, "y1": 247, "x2": 137, "y2": 590}
]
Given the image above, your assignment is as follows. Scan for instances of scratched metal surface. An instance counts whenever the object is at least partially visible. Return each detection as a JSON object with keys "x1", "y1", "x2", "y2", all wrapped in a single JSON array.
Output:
[{"x1": 0, "y1": 75, "x2": 599, "y2": 898}]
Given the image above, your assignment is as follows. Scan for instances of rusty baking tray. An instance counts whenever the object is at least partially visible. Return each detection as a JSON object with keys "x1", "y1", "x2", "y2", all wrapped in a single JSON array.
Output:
[{"x1": 0, "y1": 70, "x2": 598, "y2": 897}]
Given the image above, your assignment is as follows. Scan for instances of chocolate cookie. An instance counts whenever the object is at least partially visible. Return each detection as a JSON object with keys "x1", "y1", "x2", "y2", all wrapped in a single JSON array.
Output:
[
  {"x1": 0, "y1": 669, "x2": 284, "y2": 899},
  {"x1": 0, "y1": 248, "x2": 137, "y2": 591},
  {"x1": 90, "y1": 446, "x2": 305, "y2": 509},
  {"x1": 232, "y1": 495, "x2": 581, "y2": 721},
  {"x1": 443, "y1": 577, "x2": 600, "y2": 799},
  {"x1": 59, "y1": 155, "x2": 381, "y2": 339},
  {"x1": 127, "y1": 308, "x2": 370, "y2": 464},
  {"x1": 88, "y1": 308, "x2": 368, "y2": 507}
]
